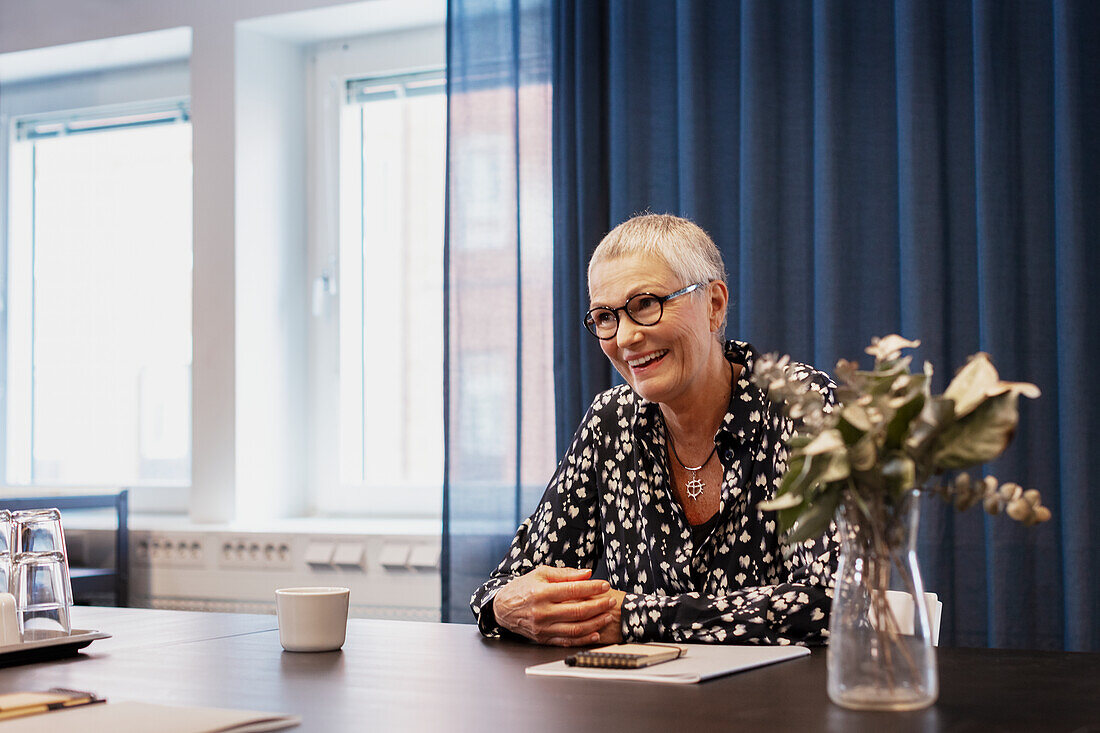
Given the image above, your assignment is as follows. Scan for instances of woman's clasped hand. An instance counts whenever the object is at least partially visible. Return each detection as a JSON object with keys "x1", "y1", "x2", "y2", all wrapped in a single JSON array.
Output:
[{"x1": 492, "y1": 566, "x2": 625, "y2": 646}]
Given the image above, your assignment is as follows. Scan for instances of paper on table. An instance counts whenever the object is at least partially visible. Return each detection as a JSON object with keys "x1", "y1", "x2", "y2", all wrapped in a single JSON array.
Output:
[
  {"x1": 0, "y1": 701, "x2": 300, "y2": 732},
  {"x1": 526, "y1": 643, "x2": 810, "y2": 684}
]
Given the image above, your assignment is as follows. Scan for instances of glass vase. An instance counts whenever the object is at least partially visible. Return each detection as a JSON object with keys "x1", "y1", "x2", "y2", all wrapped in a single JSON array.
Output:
[{"x1": 827, "y1": 490, "x2": 937, "y2": 711}]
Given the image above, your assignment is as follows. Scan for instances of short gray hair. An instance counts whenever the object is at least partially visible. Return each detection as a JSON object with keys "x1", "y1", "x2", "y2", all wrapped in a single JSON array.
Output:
[{"x1": 588, "y1": 213, "x2": 729, "y2": 337}]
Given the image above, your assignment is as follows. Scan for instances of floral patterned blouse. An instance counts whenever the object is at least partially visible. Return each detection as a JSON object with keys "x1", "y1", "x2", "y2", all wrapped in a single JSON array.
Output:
[{"x1": 471, "y1": 340, "x2": 839, "y2": 646}]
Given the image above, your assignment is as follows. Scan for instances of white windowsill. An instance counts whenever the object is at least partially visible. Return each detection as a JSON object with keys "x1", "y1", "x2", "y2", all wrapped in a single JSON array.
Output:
[{"x1": 63, "y1": 511, "x2": 442, "y2": 537}]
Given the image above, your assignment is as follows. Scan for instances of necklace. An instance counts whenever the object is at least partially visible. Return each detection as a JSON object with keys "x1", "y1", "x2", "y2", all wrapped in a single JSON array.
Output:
[
  {"x1": 667, "y1": 433, "x2": 719, "y2": 500},
  {"x1": 664, "y1": 359, "x2": 738, "y2": 500}
]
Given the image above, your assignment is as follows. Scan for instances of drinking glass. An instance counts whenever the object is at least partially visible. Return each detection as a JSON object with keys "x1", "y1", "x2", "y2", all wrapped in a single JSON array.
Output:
[
  {"x1": 12, "y1": 508, "x2": 72, "y2": 606},
  {"x1": 12, "y1": 551, "x2": 72, "y2": 639},
  {"x1": 0, "y1": 510, "x2": 11, "y2": 594}
]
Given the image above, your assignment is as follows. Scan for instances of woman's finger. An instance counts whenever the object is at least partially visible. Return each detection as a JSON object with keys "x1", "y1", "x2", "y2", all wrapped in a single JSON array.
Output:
[
  {"x1": 541, "y1": 579, "x2": 611, "y2": 602},
  {"x1": 536, "y1": 565, "x2": 593, "y2": 582},
  {"x1": 545, "y1": 632, "x2": 601, "y2": 647},
  {"x1": 539, "y1": 614, "x2": 613, "y2": 643},
  {"x1": 533, "y1": 596, "x2": 613, "y2": 626}
]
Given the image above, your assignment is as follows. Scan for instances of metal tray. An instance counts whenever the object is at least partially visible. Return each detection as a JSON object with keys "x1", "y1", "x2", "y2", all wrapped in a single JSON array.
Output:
[{"x1": 0, "y1": 629, "x2": 111, "y2": 666}]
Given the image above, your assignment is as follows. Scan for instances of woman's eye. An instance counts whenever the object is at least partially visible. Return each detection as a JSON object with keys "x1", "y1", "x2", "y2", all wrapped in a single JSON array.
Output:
[{"x1": 593, "y1": 310, "x2": 615, "y2": 325}]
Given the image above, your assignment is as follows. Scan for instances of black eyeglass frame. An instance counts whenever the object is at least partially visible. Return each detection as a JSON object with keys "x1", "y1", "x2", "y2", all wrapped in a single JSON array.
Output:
[{"x1": 583, "y1": 282, "x2": 705, "y2": 340}]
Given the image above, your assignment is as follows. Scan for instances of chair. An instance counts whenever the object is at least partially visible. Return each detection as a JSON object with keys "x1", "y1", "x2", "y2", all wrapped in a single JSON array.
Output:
[
  {"x1": 884, "y1": 589, "x2": 943, "y2": 646},
  {"x1": 0, "y1": 490, "x2": 129, "y2": 607}
]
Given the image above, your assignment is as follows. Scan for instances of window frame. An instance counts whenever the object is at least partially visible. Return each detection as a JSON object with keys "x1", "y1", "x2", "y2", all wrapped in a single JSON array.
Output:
[
  {"x1": 5, "y1": 99, "x2": 193, "y2": 489},
  {"x1": 306, "y1": 27, "x2": 446, "y2": 518},
  {"x1": 0, "y1": 60, "x2": 192, "y2": 513}
]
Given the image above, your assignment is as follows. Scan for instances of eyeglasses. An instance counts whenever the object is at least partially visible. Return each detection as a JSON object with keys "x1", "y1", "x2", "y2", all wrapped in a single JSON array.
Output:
[{"x1": 583, "y1": 283, "x2": 704, "y2": 340}]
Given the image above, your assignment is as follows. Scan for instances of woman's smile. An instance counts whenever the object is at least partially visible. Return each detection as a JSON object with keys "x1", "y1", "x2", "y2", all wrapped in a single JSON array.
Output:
[{"x1": 626, "y1": 348, "x2": 669, "y2": 372}]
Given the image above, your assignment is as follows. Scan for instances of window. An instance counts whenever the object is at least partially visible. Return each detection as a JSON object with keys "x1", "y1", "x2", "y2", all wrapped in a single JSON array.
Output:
[
  {"x1": 338, "y1": 71, "x2": 445, "y2": 497},
  {"x1": 5, "y1": 102, "x2": 192, "y2": 487},
  {"x1": 309, "y1": 25, "x2": 447, "y2": 516}
]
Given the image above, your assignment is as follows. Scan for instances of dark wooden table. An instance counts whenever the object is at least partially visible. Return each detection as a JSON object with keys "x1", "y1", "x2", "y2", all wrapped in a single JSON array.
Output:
[{"x1": 0, "y1": 607, "x2": 1096, "y2": 732}]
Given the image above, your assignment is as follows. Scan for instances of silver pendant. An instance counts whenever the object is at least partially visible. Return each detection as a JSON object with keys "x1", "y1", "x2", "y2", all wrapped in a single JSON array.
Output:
[{"x1": 686, "y1": 472, "x2": 705, "y2": 500}]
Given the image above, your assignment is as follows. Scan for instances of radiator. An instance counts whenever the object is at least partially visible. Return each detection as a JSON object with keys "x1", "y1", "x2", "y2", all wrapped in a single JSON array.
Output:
[{"x1": 68, "y1": 526, "x2": 441, "y2": 623}]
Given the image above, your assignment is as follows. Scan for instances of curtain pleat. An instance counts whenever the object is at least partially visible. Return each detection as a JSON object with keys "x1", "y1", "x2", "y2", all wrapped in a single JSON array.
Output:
[
  {"x1": 1053, "y1": 0, "x2": 1100, "y2": 653},
  {"x1": 738, "y1": 2, "x2": 816, "y2": 354},
  {"x1": 548, "y1": 0, "x2": 1100, "y2": 650},
  {"x1": 443, "y1": 0, "x2": 554, "y2": 623},
  {"x1": 551, "y1": 0, "x2": 610, "y2": 455}
]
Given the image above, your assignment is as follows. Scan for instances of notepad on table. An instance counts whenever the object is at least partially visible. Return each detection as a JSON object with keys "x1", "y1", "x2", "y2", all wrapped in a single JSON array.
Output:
[
  {"x1": 527, "y1": 643, "x2": 809, "y2": 684},
  {"x1": 0, "y1": 701, "x2": 300, "y2": 733},
  {"x1": 565, "y1": 643, "x2": 685, "y2": 669}
]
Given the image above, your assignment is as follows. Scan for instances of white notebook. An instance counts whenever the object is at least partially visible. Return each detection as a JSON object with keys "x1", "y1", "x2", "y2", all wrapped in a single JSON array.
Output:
[
  {"x1": 526, "y1": 643, "x2": 810, "y2": 684},
  {"x1": 0, "y1": 701, "x2": 300, "y2": 732}
]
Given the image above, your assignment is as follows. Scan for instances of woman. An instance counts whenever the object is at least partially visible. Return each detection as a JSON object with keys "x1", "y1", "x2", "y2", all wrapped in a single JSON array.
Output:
[{"x1": 471, "y1": 214, "x2": 837, "y2": 646}]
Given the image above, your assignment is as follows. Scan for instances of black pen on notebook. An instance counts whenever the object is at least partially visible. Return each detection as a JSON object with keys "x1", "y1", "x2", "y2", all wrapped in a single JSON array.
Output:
[
  {"x1": 565, "y1": 643, "x2": 686, "y2": 669},
  {"x1": 0, "y1": 689, "x2": 106, "y2": 721}
]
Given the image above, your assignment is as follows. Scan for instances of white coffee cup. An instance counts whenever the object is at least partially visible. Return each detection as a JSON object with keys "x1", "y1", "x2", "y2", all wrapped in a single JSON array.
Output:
[
  {"x1": 0, "y1": 592, "x2": 20, "y2": 646},
  {"x1": 275, "y1": 587, "x2": 350, "y2": 652}
]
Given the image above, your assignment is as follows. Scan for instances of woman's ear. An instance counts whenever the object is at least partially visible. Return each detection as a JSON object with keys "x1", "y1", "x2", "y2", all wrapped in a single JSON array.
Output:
[{"x1": 708, "y1": 281, "x2": 729, "y2": 332}]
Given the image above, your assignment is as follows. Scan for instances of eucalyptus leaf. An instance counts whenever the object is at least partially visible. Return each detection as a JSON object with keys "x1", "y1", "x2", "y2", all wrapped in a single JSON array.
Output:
[
  {"x1": 759, "y1": 492, "x2": 803, "y2": 511},
  {"x1": 777, "y1": 498, "x2": 805, "y2": 534},
  {"x1": 887, "y1": 374, "x2": 927, "y2": 408},
  {"x1": 820, "y1": 450, "x2": 851, "y2": 483},
  {"x1": 848, "y1": 434, "x2": 877, "y2": 471},
  {"x1": 837, "y1": 404, "x2": 871, "y2": 444},
  {"x1": 905, "y1": 396, "x2": 955, "y2": 454},
  {"x1": 801, "y1": 429, "x2": 846, "y2": 456},
  {"x1": 775, "y1": 454, "x2": 808, "y2": 499},
  {"x1": 885, "y1": 390, "x2": 925, "y2": 450},
  {"x1": 865, "y1": 370, "x2": 906, "y2": 396},
  {"x1": 786, "y1": 488, "x2": 842, "y2": 545},
  {"x1": 835, "y1": 358, "x2": 863, "y2": 387},
  {"x1": 763, "y1": 454, "x2": 830, "y2": 532},
  {"x1": 943, "y1": 353, "x2": 1000, "y2": 419},
  {"x1": 987, "y1": 381, "x2": 1041, "y2": 400},
  {"x1": 881, "y1": 454, "x2": 916, "y2": 497},
  {"x1": 836, "y1": 386, "x2": 863, "y2": 405},
  {"x1": 865, "y1": 335, "x2": 921, "y2": 363},
  {"x1": 932, "y1": 392, "x2": 1021, "y2": 469},
  {"x1": 775, "y1": 452, "x2": 834, "y2": 503},
  {"x1": 787, "y1": 435, "x2": 814, "y2": 449}
]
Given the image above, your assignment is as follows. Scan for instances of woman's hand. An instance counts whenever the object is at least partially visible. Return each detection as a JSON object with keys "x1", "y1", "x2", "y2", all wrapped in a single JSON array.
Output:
[
  {"x1": 493, "y1": 566, "x2": 619, "y2": 646},
  {"x1": 593, "y1": 589, "x2": 626, "y2": 644}
]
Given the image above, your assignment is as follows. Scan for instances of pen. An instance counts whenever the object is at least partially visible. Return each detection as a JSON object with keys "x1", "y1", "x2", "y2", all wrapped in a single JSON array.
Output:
[{"x1": 0, "y1": 693, "x2": 105, "y2": 721}]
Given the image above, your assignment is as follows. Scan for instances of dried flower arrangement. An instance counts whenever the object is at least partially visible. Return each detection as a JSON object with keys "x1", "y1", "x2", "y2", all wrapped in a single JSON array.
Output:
[
  {"x1": 751, "y1": 334, "x2": 1052, "y2": 710},
  {"x1": 750, "y1": 334, "x2": 1051, "y2": 542}
]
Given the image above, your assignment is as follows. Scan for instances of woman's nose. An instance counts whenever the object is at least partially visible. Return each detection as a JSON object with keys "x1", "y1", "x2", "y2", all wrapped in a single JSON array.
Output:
[{"x1": 616, "y1": 318, "x2": 644, "y2": 348}]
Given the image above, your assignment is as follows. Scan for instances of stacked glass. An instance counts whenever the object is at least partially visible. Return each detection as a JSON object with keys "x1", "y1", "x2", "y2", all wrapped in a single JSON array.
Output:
[
  {"x1": 0, "y1": 511, "x2": 10, "y2": 603},
  {"x1": 2, "y1": 508, "x2": 73, "y2": 642}
]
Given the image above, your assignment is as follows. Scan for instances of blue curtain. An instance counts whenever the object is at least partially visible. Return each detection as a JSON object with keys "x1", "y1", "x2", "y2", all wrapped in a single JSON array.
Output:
[
  {"x1": 551, "y1": 0, "x2": 1099, "y2": 651},
  {"x1": 443, "y1": 0, "x2": 555, "y2": 623}
]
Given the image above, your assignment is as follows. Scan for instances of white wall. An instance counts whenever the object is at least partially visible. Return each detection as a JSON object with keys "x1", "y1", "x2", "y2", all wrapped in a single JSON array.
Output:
[
  {"x1": 0, "y1": 0, "x2": 446, "y2": 522},
  {"x1": 234, "y1": 29, "x2": 309, "y2": 520}
]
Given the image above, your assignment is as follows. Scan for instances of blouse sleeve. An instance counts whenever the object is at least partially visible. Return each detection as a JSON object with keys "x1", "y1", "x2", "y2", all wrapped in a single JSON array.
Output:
[{"x1": 469, "y1": 396, "x2": 608, "y2": 638}]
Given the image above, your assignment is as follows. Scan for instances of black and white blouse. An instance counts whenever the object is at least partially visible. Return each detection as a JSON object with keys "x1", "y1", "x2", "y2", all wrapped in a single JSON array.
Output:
[{"x1": 471, "y1": 340, "x2": 839, "y2": 646}]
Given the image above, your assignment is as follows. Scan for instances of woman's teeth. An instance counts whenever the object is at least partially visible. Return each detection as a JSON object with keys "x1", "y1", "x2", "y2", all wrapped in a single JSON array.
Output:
[{"x1": 628, "y1": 350, "x2": 668, "y2": 368}]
